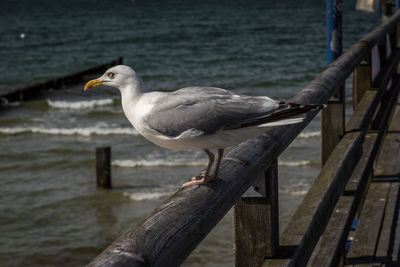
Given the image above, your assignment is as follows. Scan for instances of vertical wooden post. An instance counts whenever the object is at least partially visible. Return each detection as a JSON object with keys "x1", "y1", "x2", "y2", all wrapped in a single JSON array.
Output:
[
  {"x1": 397, "y1": 23, "x2": 400, "y2": 74},
  {"x1": 322, "y1": 0, "x2": 345, "y2": 165},
  {"x1": 233, "y1": 160, "x2": 279, "y2": 266},
  {"x1": 321, "y1": 102, "x2": 345, "y2": 165},
  {"x1": 265, "y1": 161, "x2": 279, "y2": 257},
  {"x1": 96, "y1": 147, "x2": 112, "y2": 189},
  {"x1": 353, "y1": 56, "x2": 372, "y2": 109}
]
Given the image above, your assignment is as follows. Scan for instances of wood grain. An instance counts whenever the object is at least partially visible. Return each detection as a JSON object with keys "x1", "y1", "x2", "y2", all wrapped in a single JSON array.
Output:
[
  {"x1": 375, "y1": 183, "x2": 399, "y2": 261},
  {"x1": 264, "y1": 132, "x2": 363, "y2": 267},
  {"x1": 375, "y1": 133, "x2": 400, "y2": 177},
  {"x1": 347, "y1": 183, "x2": 391, "y2": 262}
]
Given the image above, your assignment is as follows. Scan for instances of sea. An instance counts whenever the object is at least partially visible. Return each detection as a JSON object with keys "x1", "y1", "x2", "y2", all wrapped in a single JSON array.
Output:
[{"x1": 0, "y1": 0, "x2": 380, "y2": 266}]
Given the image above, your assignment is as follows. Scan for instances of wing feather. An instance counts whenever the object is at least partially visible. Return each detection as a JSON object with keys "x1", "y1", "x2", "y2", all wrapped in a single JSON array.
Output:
[{"x1": 142, "y1": 87, "x2": 279, "y2": 137}]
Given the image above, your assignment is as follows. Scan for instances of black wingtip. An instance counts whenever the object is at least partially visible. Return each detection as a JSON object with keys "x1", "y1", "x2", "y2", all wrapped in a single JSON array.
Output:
[
  {"x1": 241, "y1": 102, "x2": 322, "y2": 128},
  {"x1": 282, "y1": 102, "x2": 324, "y2": 112}
]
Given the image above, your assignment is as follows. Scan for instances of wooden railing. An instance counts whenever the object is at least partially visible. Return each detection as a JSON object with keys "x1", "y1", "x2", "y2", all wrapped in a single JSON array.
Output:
[{"x1": 88, "y1": 11, "x2": 400, "y2": 267}]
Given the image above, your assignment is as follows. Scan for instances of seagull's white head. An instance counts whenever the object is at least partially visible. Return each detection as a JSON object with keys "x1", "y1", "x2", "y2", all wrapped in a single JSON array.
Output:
[{"x1": 84, "y1": 65, "x2": 146, "y2": 93}]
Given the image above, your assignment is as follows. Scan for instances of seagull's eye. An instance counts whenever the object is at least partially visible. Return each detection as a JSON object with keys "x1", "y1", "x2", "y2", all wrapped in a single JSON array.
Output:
[{"x1": 107, "y1": 72, "x2": 115, "y2": 79}]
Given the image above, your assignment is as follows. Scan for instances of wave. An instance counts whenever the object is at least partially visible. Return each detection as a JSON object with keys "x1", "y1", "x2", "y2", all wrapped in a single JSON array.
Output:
[
  {"x1": 113, "y1": 159, "x2": 311, "y2": 168},
  {"x1": 112, "y1": 159, "x2": 207, "y2": 168},
  {"x1": 278, "y1": 160, "x2": 311, "y2": 167},
  {"x1": 47, "y1": 99, "x2": 114, "y2": 109},
  {"x1": 280, "y1": 189, "x2": 309, "y2": 196},
  {"x1": 0, "y1": 99, "x2": 20, "y2": 107},
  {"x1": 0, "y1": 126, "x2": 138, "y2": 136},
  {"x1": 298, "y1": 131, "x2": 320, "y2": 138},
  {"x1": 122, "y1": 191, "x2": 171, "y2": 201}
]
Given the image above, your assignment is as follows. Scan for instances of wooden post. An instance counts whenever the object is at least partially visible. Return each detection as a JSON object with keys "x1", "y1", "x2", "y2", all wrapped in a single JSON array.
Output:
[
  {"x1": 233, "y1": 160, "x2": 279, "y2": 267},
  {"x1": 322, "y1": 0, "x2": 345, "y2": 165},
  {"x1": 96, "y1": 147, "x2": 112, "y2": 189},
  {"x1": 397, "y1": 23, "x2": 400, "y2": 74},
  {"x1": 353, "y1": 56, "x2": 372, "y2": 109},
  {"x1": 321, "y1": 101, "x2": 345, "y2": 165}
]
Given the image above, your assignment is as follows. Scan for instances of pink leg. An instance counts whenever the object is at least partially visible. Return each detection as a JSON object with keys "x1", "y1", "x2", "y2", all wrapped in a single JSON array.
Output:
[
  {"x1": 181, "y1": 149, "x2": 214, "y2": 188},
  {"x1": 210, "y1": 149, "x2": 224, "y2": 180}
]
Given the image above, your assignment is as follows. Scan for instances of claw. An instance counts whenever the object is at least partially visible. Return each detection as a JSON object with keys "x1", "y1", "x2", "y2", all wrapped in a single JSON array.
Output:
[
  {"x1": 191, "y1": 170, "x2": 206, "y2": 181},
  {"x1": 180, "y1": 148, "x2": 224, "y2": 189},
  {"x1": 181, "y1": 177, "x2": 207, "y2": 188}
]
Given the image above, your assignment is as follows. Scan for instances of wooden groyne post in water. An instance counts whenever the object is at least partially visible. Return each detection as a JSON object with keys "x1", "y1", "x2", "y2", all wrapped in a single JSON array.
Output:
[
  {"x1": 0, "y1": 57, "x2": 123, "y2": 105},
  {"x1": 87, "y1": 10, "x2": 400, "y2": 267},
  {"x1": 96, "y1": 147, "x2": 112, "y2": 189}
]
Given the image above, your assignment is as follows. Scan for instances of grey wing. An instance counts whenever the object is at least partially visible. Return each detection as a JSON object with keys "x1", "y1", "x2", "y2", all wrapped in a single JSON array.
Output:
[{"x1": 143, "y1": 87, "x2": 279, "y2": 138}]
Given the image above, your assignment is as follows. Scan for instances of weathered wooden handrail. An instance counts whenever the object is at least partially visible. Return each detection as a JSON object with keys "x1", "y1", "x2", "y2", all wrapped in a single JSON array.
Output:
[{"x1": 88, "y1": 11, "x2": 400, "y2": 267}]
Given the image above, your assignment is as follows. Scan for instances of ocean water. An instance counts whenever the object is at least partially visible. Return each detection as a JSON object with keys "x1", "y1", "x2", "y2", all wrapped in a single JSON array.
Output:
[{"x1": 0, "y1": 0, "x2": 380, "y2": 266}]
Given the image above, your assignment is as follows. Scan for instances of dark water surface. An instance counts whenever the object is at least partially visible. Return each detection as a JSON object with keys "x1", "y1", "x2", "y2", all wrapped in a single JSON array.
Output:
[{"x1": 0, "y1": 0, "x2": 379, "y2": 266}]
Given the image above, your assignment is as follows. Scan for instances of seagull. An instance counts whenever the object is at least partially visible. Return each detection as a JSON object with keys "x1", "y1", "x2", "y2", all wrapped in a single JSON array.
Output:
[{"x1": 84, "y1": 65, "x2": 321, "y2": 188}]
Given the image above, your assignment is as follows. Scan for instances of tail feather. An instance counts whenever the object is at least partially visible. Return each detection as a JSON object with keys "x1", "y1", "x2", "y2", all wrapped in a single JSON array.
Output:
[
  {"x1": 257, "y1": 115, "x2": 306, "y2": 128},
  {"x1": 241, "y1": 102, "x2": 322, "y2": 128}
]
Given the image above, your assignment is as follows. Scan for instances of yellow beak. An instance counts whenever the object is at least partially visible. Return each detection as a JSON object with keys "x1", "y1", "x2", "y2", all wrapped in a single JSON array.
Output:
[{"x1": 84, "y1": 79, "x2": 103, "y2": 91}]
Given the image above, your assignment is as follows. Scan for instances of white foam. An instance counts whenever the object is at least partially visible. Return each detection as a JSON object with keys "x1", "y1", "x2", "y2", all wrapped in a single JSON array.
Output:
[
  {"x1": 298, "y1": 131, "x2": 321, "y2": 138},
  {"x1": 113, "y1": 159, "x2": 310, "y2": 168},
  {"x1": 280, "y1": 188, "x2": 309, "y2": 196},
  {"x1": 288, "y1": 190, "x2": 309, "y2": 196},
  {"x1": 0, "y1": 97, "x2": 20, "y2": 106},
  {"x1": 0, "y1": 126, "x2": 138, "y2": 136},
  {"x1": 47, "y1": 99, "x2": 114, "y2": 109},
  {"x1": 278, "y1": 160, "x2": 311, "y2": 167},
  {"x1": 122, "y1": 191, "x2": 171, "y2": 201},
  {"x1": 112, "y1": 159, "x2": 207, "y2": 168}
]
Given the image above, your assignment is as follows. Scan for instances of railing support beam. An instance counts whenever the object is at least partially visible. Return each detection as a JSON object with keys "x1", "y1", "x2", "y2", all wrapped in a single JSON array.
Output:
[
  {"x1": 322, "y1": 0, "x2": 345, "y2": 165},
  {"x1": 353, "y1": 57, "x2": 372, "y2": 108},
  {"x1": 233, "y1": 160, "x2": 279, "y2": 267}
]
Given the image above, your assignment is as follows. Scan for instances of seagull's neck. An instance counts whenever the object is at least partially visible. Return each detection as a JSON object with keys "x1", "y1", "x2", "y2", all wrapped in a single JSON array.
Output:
[
  {"x1": 120, "y1": 76, "x2": 148, "y2": 118},
  {"x1": 121, "y1": 75, "x2": 147, "y2": 99}
]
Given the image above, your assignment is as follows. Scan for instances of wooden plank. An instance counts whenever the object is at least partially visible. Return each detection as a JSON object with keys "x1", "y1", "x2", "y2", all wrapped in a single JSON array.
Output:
[
  {"x1": 397, "y1": 22, "x2": 400, "y2": 49},
  {"x1": 374, "y1": 133, "x2": 400, "y2": 177},
  {"x1": 375, "y1": 183, "x2": 400, "y2": 261},
  {"x1": 345, "y1": 133, "x2": 379, "y2": 195},
  {"x1": 234, "y1": 198, "x2": 269, "y2": 267},
  {"x1": 307, "y1": 196, "x2": 355, "y2": 267},
  {"x1": 266, "y1": 161, "x2": 279, "y2": 256},
  {"x1": 233, "y1": 161, "x2": 279, "y2": 267},
  {"x1": 353, "y1": 61, "x2": 372, "y2": 108},
  {"x1": 372, "y1": 42, "x2": 400, "y2": 90},
  {"x1": 347, "y1": 183, "x2": 391, "y2": 262},
  {"x1": 346, "y1": 91, "x2": 379, "y2": 133},
  {"x1": 375, "y1": 78, "x2": 400, "y2": 178},
  {"x1": 390, "y1": 183, "x2": 400, "y2": 263},
  {"x1": 322, "y1": 102, "x2": 345, "y2": 165},
  {"x1": 388, "y1": 104, "x2": 400, "y2": 132},
  {"x1": 307, "y1": 133, "x2": 380, "y2": 267},
  {"x1": 262, "y1": 259, "x2": 290, "y2": 267},
  {"x1": 308, "y1": 134, "x2": 379, "y2": 267},
  {"x1": 348, "y1": 264, "x2": 382, "y2": 267},
  {"x1": 372, "y1": 74, "x2": 400, "y2": 131},
  {"x1": 264, "y1": 132, "x2": 363, "y2": 267}
]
